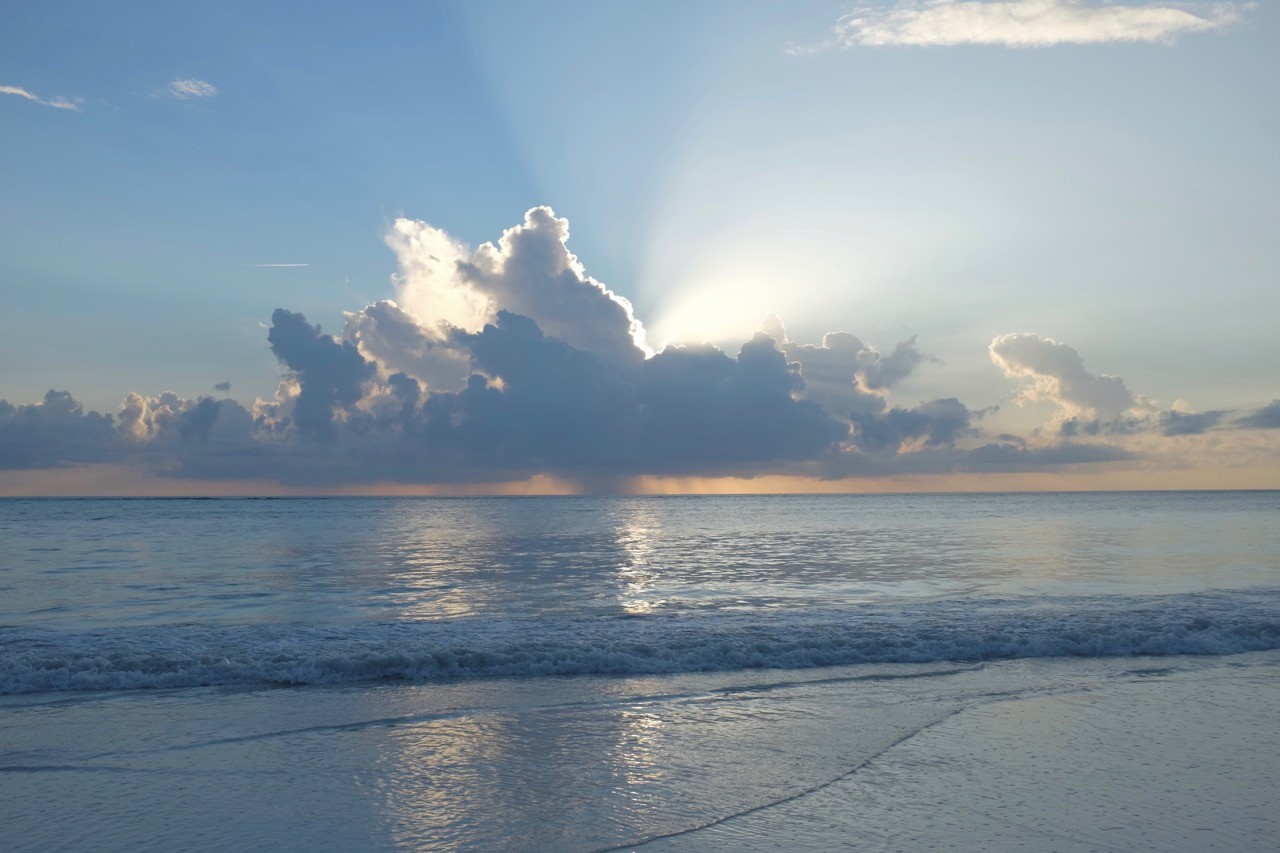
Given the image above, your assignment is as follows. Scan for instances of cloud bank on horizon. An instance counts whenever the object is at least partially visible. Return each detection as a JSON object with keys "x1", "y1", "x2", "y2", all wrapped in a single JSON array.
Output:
[
  {"x1": 1, "y1": 206, "x2": 1275, "y2": 490},
  {"x1": 797, "y1": 0, "x2": 1248, "y2": 51}
]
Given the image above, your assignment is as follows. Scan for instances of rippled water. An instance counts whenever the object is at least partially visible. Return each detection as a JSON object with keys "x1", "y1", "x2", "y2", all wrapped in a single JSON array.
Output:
[
  {"x1": 4, "y1": 492, "x2": 1277, "y2": 628},
  {"x1": 2, "y1": 493, "x2": 1278, "y2": 850}
]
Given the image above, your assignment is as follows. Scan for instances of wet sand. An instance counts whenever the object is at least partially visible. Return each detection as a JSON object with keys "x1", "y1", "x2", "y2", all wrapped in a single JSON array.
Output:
[{"x1": 639, "y1": 653, "x2": 1280, "y2": 851}]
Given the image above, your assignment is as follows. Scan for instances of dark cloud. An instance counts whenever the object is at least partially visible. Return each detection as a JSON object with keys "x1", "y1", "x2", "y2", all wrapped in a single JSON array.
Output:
[
  {"x1": 1158, "y1": 409, "x2": 1226, "y2": 436},
  {"x1": 636, "y1": 333, "x2": 845, "y2": 472},
  {"x1": 178, "y1": 398, "x2": 223, "y2": 440},
  {"x1": 1057, "y1": 408, "x2": 1229, "y2": 438},
  {"x1": 961, "y1": 440, "x2": 1135, "y2": 469},
  {"x1": 850, "y1": 398, "x2": 972, "y2": 453},
  {"x1": 1058, "y1": 417, "x2": 1101, "y2": 438},
  {"x1": 1236, "y1": 400, "x2": 1280, "y2": 430},
  {"x1": 351, "y1": 314, "x2": 845, "y2": 483},
  {"x1": 780, "y1": 332, "x2": 886, "y2": 417},
  {"x1": 437, "y1": 310, "x2": 645, "y2": 473},
  {"x1": 766, "y1": 315, "x2": 928, "y2": 418},
  {"x1": 214, "y1": 381, "x2": 232, "y2": 393},
  {"x1": 0, "y1": 391, "x2": 118, "y2": 468},
  {"x1": 860, "y1": 336, "x2": 926, "y2": 390},
  {"x1": 0, "y1": 389, "x2": 257, "y2": 473},
  {"x1": 267, "y1": 308, "x2": 376, "y2": 441}
]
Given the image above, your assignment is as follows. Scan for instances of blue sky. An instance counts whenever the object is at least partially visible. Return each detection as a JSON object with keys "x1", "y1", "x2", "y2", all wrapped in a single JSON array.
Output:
[{"x1": 2, "y1": 1, "x2": 1278, "y2": 492}]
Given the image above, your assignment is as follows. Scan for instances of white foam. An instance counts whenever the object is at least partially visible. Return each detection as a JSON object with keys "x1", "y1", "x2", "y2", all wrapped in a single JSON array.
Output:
[{"x1": 3, "y1": 589, "x2": 1278, "y2": 694}]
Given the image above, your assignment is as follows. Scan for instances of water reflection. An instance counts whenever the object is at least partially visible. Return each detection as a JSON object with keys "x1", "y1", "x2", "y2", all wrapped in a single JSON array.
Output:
[
  {"x1": 363, "y1": 677, "x2": 860, "y2": 850},
  {"x1": 9, "y1": 492, "x2": 1276, "y2": 630},
  {"x1": 616, "y1": 708, "x2": 667, "y2": 791},
  {"x1": 613, "y1": 502, "x2": 666, "y2": 615}
]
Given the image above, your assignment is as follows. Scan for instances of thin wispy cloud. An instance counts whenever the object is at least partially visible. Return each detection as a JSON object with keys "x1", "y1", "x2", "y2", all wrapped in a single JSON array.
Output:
[
  {"x1": 1, "y1": 84, "x2": 83, "y2": 112},
  {"x1": 167, "y1": 78, "x2": 218, "y2": 99},
  {"x1": 796, "y1": 1, "x2": 1248, "y2": 51}
]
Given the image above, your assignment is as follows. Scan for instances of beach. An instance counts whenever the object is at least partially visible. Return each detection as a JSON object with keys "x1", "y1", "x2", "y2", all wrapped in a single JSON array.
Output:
[
  {"x1": 3, "y1": 652, "x2": 1276, "y2": 851},
  {"x1": 639, "y1": 653, "x2": 1280, "y2": 851}
]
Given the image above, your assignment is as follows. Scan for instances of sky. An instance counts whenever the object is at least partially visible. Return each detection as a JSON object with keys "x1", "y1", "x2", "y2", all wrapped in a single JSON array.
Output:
[{"x1": 1, "y1": 0, "x2": 1278, "y2": 494}]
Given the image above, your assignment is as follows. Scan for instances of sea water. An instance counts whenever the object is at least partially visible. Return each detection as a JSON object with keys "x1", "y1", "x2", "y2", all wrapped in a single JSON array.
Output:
[{"x1": 1, "y1": 493, "x2": 1278, "y2": 850}]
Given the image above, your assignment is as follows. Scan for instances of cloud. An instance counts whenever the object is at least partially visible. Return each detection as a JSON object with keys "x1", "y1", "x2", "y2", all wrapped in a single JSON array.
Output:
[
  {"x1": 1158, "y1": 408, "x2": 1226, "y2": 436},
  {"x1": 991, "y1": 333, "x2": 1240, "y2": 440},
  {"x1": 167, "y1": 78, "x2": 217, "y2": 99},
  {"x1": 389, "y1": 207, "x2": 649, "y2": 369},
  {"x1": 961, "y1": 438, "x2": 1134, "y2": 468},
  {"x1": 807, "y1": 0, "x2": 1246, "y2": 50},
  {"x1": 214, "y1": 381, "x2": 232, "y2": 393},
  {"x1": 251, "y1": 264, "x2": 308, "y2": 268},
  {"x1": 266, "y1": 309, "x2": 376, "y2": 441},
  {"x1": 861, "y1": 336, "x2": 929, "y2": 390},
  {"x1": 1237, "y1": 400, "x2": 1280, "y2": 430},
  {"x1": 850, "y1": 398, "x2": 973, "y2": 453},
  {"x1": 0, "y1": 392, "x2": 116, "y2": 468},
  {"x1": 763, "y1": 315, "x2": 928, "y2": 418},
  {"x1": 1, "y1": 84, "x2": 83, "y2": 111},
  {"x1": 343, "y1": 300, "x2": 471, "y2": 393},
  {"x1": 990, "y1": 332, "x2": 1135, "y2": 421},
  {"x1": 0, "y1": 389, "x2": 260, "y2": 475},
  {"x1": 5, "y1": 208, "x2": 1261, "y2": 489}
]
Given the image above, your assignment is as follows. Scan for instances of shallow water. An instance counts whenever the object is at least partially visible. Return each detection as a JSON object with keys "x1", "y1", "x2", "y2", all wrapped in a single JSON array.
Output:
[{"x1": 3, "y1": 652, "x2": 1276, "y2": 851}]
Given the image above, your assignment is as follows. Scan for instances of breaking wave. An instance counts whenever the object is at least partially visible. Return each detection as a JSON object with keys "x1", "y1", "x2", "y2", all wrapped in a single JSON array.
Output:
[{"x1": 3, "y1": 589, "x2": 1278, "y2": 695}]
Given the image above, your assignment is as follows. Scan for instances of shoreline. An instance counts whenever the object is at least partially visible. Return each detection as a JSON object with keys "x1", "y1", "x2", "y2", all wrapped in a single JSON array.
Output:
[{"x1": 637, "y1": 652, "x2": 1280, "y2": 851}]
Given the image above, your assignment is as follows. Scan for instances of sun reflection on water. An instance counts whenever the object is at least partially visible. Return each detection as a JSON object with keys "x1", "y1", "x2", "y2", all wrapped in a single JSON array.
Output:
[{"x1": 614, "y1": 503, "x2": 669, "y2": 616}]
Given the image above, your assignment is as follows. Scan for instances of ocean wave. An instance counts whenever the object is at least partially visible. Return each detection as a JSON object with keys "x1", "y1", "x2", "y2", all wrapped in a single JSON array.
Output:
[{"x1": 3, "y1": 590, "x2": 1279, "y2": 695}]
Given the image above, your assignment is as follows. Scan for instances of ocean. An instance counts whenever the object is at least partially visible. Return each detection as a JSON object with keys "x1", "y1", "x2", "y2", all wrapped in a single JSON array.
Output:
[{"x1": 2, "y1": 492, "x2": 1278, "y2": 850}]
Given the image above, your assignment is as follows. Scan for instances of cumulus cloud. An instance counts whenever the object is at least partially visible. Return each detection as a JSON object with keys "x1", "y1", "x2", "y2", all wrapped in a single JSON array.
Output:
[
  {"x1": 343, "y1": 300, "x2": 471, "y2": 393},
  {"x1": 267, "y1": 309, "x2": 376, "y2": 441},
  {"x1": 1, "y1": 84, "x2": 83, "y2": 111},
  {"x1": 167, "y1": 78, "x2": 217, "y2": 99},
  {"x1": 989, "y1": 332, "x2": 1244, "y2": 440},
  {"x1": 762, "y1": 314, "x2": 928, "y2": 418},
  {"x1": 807, "y1": 0, "x2": 1247, "y2": 50},
  {"x1": 4, "y1": 208, "x2": 1231, "y2": 489},
  {"x1": 990, "y1": 332, "x2": 1135, "y2": 421},
  {"x1": 0, "y1": 389, "x2": 260, "y2": 476},
  {"x1": 0, "y1": 392, "x2": 116, "y2": 468},
  {"x1": 389, "y1": 207, "x2": 648, "y2": 368}
]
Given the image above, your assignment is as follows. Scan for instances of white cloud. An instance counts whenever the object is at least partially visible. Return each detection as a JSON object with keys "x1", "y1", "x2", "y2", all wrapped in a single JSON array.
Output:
[
  {"x1": 807, "y1": 1, "x2": 1247, "y2": 50},
  {"x1": 389, "y1": 207, "x2": 650, "y2": 368},
  {"x1": 168, "y1": 78, "x2": 218, "y2": 99},
  {"x1": 990, "y1": 332, "x2": 1135, "y2": 420},
  {"x1": 1, "y1": 84, "x2": 83, "y2": 111}
]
